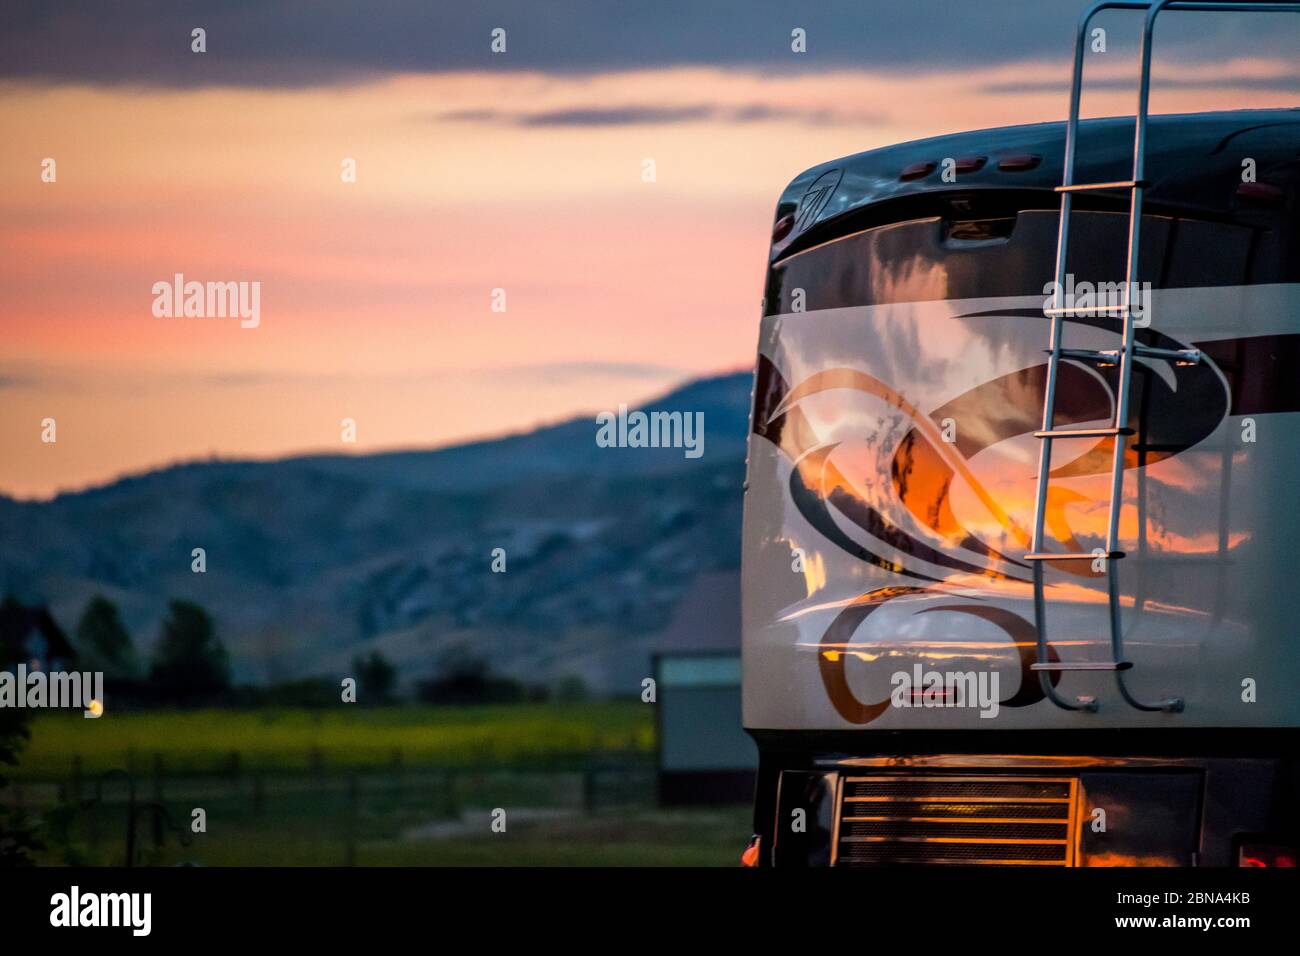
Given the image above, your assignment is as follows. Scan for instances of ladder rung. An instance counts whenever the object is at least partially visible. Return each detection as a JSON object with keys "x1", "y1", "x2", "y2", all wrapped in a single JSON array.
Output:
[
  {"x1": 1133, "y1": 344, "x2": 1201, "y2": 365},
  {"x1": 1055, "y1": 347, "x2": 1119, "y2": 365},
  {"x1": 1054, "y1": 179, "x2": 1148, "y2": 193},
  {"x1": 1023, "y1": 551, "x2": 1126, "y2": 561},
  {"x1": 1042, "y1": 304, "x2": 1129, "y2": 317},
  {"x1": 1131, "y1": 443, "x2": 1181, "y2": 453},
  {"x1": 1036, "y1": 426, "x2": 1134, "y2": 439},
  {"x1": 1031, "y1": 661, "x2": 1133, "y2": 672}
]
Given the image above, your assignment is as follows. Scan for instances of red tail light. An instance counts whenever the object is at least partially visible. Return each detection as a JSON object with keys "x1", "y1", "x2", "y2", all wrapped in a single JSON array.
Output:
[
  {"x1": 772, "y1": 213, "x2": 796, "y2": 242},
  {"x1": 1238, "y1": 843, "x2": 1298, "y2": 867},
  {"x1": 1236, "y1": 182, "x2": 1286, "y2": 206}
]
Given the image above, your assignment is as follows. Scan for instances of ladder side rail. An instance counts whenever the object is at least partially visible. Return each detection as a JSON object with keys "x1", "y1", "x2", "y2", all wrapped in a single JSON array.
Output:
[
  {"x1": 1033, "y1": 2, "x2": 1121, "y2": 713},
  {"x1": 1120, "y1": 0, "x2": 1300, "y2": 714},
  {"x1": 1109, "y1": 0, "x2": 1193, "y2": 712},
  {"x1": 1031, "y1": 0, "x2": 1300, "y2": 711}
]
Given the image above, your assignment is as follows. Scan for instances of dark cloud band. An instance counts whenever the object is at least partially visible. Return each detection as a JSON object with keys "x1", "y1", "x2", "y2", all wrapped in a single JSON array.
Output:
[{"x1": 1, "y1": 0, "x2": 1246, "y2": 89}]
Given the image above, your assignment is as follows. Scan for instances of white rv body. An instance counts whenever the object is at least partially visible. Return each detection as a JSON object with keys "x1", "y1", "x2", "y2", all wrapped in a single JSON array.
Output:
[
  {"x1": 743, "y1": 283, "x2": 1300, "y2": 731},
  {"x1": 742, "y1": 108, "x2": 1300, "y2": 866}
]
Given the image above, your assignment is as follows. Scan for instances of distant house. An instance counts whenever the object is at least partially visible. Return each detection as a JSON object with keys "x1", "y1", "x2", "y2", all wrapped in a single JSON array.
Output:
[
  {"x1": 652, "y1": 571, "x2": 756, "y2": 805},
  {"x1": 0, "y1": 597, "x2": 77, "y2": 672}
]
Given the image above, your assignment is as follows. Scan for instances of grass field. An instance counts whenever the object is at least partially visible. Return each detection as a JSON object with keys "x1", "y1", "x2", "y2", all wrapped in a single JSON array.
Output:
[
  {"x1": 11, "y1": 701, "x2": 655, "y2": 780},
  {"x1": 3, "y1": 702, "x2": 752, "y2": 866},
  {"x1": 47, "y1": 789, "x2": 752, "y2": 866}
]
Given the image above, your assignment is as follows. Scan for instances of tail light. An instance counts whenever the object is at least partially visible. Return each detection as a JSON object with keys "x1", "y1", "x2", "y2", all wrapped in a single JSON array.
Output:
[
  {"x1": 741, "y1": 835, "x2": 761, "y2": 867},
  {"x1": 772, "y1": 213, "x2": 796, "y2": 243},
  {"x1": 1238, "y1": 842, "x2": 1297, "y2": 867},
  {"x1": 1236, "y1": 182, "x2": 1286, "y2": 207}
]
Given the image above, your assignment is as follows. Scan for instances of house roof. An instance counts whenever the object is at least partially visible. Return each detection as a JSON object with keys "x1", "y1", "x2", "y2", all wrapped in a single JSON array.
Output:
[
  {"x1": 655, "y1": 570, "x2": 741, "y2": 655},
  {"x1": 0, "y1": 598, "x2": 77, "y2": 666}
]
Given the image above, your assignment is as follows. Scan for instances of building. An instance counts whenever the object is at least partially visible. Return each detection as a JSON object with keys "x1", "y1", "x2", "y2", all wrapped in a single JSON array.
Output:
[
  {"x1": 0, "y1": 596, "x2": 77, "y2": 671},
  {"x1": 652, "y1": 570, "x2": 756, "y2": 805}
]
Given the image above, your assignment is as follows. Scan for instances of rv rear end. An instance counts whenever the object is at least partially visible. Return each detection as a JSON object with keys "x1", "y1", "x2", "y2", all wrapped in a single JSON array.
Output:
[{"x1": 741, "y1": 110, "x2": 1300, "y2": 866}]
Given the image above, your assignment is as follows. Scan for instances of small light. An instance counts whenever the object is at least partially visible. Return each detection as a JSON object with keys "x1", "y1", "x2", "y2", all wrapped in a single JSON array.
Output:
[
  {"x1": 900, "y1": 160, "x2": 937, "y2": 181},
  {"x1": 998, "y1": 153, "x2": 1042, "y2": 172},
  {"x1": 86, "y1": 698, "x2": 104, "y2": 717},
  {"x1": 954, "y1": 155, "x2": 987, "y2": 174}
]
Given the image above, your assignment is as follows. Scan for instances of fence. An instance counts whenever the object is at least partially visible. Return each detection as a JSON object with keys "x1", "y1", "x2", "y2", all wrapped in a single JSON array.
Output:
[{"x1": 3, "y1": 749, "x2": 657, "y2": 866}]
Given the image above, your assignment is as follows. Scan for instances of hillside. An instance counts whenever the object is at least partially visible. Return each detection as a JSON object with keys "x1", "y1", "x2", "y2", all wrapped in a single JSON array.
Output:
[{"x1": 0, "y1": 372, "x2": 752, "y2": 693}]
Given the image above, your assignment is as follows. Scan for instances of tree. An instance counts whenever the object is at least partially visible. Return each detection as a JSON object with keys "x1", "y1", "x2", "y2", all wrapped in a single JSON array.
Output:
[
  {"x1": 351, "y1": 651, "x2": 396, "y2": 705},
  {"x1": 75, "y1": 596, "x2": 138, "y2": 678},
  {"x1": 0, "y1": 708, "x2": 40, "y2": 866},
  {"x1": 149, "y1": 601, "x2": 230, "y2": 702},
  {"x1": 414, "y1": 643, "x2": 530, "y2": 705},
  {"x1": 0, "y1": 593, "x2": 40, "y2": 864}
]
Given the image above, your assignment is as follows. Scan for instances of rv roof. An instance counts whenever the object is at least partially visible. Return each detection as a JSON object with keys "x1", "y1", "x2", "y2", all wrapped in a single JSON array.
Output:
[{"x1": 772, "y1": 108, "x2": 1300, "y2": 260}]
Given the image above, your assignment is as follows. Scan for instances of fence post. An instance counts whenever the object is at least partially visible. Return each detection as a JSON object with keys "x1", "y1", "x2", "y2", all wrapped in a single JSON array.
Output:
[
  {"x1": 88, "y1": 777, "x2": 103, "y2": 853},
  {"x1": 151, "y1": 753, "x2": 165, "y2": 848},
  {"x1": 152, "y1": 753, "x2": 165, "y2": 803},
  {"x1": 344, "y1": 775, "x2": 359, "y2": 867},
  {"x1": 228, "y1": 750, "x2": 241, "y2": 798},
  {"x1": 443, "y1": 771, "x2": 459, "y2": 819},
  {"x1": 71, "y1": 755, "x2": 83, "y2": 804}
]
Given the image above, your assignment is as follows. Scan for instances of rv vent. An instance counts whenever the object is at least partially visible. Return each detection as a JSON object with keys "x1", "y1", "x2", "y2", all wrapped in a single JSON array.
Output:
[{"x1": 835, "y1": 775, "x2": 1078, "y2": 866}]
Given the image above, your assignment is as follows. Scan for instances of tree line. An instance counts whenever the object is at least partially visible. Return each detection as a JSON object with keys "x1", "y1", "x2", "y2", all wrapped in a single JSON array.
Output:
[
  {"x1": 4, "y1": 594, "x2": 587, "y2": 708},
  {"x1": 69, "y1": 595, "x2": 231, "y2": 703}
]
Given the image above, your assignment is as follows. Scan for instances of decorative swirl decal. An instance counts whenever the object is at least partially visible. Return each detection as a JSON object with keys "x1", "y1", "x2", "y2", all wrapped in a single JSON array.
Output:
[
  {"x1": 818, "y1": 589, "x2": 1063, "y2": 724},
  {"x1": 752, "y1": 314, "x2": 1247, "y2": 724}
]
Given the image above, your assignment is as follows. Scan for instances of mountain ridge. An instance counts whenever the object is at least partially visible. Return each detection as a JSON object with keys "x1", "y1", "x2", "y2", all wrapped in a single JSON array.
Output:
[{"x1": 0, "y1": 371, "x2": 754, "y2": 693}]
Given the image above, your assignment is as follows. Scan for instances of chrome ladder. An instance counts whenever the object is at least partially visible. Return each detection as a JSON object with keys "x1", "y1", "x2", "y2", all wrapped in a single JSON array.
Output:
[{"x1": 1027, "y1": 0, "x2": 1300, "y2": 712}]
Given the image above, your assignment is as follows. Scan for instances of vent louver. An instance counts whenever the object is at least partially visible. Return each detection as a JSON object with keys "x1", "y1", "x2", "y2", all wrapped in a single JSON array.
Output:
[{"x1": 835, "y1": 775, "x2": 1078, "y2": 866}]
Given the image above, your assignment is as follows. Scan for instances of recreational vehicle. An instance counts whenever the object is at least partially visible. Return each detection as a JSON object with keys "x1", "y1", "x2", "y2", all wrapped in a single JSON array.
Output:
[{"x1": 742, "y1": 0, "x2": 1300, "y2": 866}]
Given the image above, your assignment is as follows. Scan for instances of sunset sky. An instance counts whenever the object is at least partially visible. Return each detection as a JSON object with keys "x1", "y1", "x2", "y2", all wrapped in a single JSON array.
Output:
[{"x1": 2, "y1": 1, "x2": 1297, "y2": 498}]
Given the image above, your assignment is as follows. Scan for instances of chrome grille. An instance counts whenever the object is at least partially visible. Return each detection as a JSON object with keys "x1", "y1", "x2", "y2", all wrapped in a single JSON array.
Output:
[{"x1": 835, "y1": 775, "x2": 1078, "y2": 866}]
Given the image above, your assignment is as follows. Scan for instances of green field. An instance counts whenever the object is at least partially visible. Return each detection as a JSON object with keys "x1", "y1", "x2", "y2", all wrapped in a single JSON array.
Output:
[
  {"x1": 2, "y1": 702, "x2": 755, "y2": 866},
  {"x1": 11, "y1": 701, "x2": 655, "y2": 780},
  {"x1": 44, "y1": 790, "x2": 752, "y2": 866}
]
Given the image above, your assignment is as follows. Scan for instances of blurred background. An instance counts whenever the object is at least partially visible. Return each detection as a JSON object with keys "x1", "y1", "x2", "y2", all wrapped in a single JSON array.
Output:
[{"x1": 1, "y1": 0, "x2": 1297, "y2": 865}]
